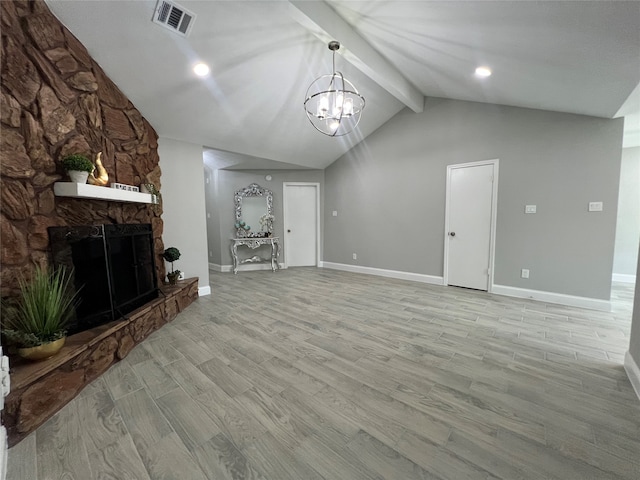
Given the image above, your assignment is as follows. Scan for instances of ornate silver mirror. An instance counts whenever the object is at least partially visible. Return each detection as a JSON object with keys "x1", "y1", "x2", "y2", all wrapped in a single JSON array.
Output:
[{"x1": 234, "y1": 183, "x2": 274, "y2": 238}]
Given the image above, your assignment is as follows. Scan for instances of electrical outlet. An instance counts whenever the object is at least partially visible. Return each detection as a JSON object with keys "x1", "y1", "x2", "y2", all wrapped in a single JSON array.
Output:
[
  {"x1": 352, "y1": 253, "x2": 357, "y2": 260},
  {"x1": 521, "y1": 269, "x2": 529, "y2": 279},
  {"x1": 332, "y1": 211, "x2": 338, "y2": 217},
  {"x1": 525, "y1": 205, "x2": 537, "y2": 214},
  {"x1": 588, "y1": 201, "x2": 603, "y2": 212}
]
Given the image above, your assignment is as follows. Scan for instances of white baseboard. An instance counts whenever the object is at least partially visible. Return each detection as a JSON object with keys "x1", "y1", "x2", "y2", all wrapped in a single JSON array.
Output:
[
  {"x1": 491, "y1": 284, "x2": 611, "y2": 311},
  {"x1": 198, "y1": 286, "x2": 211, "y2": 296},
  {"x1": 624, "y1": 351, "x2": 640, "y2": 402},
  {"x1": 321, "y1": 262, "x2": 444, "y2": 286},
  {"x1": 214, "y1": 263, "x2": 285, "y2": 273},
  {"x1": 612, "y1": 273, "x2": 636, "y2": 284}
]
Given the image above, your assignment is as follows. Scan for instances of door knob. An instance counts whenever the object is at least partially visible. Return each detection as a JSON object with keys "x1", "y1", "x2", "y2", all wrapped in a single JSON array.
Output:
[
  {"x1": 287, "y1": 229, "x2": 291, "y2": 233},
  {"x1": 449, "y1": 232, "x2": 456, "y2": 237}
]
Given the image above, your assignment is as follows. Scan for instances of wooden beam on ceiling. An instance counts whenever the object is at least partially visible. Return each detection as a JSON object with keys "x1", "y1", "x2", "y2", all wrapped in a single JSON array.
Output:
[{"x1": 288, "y1": 0, "x2": 424, "y2": 113}]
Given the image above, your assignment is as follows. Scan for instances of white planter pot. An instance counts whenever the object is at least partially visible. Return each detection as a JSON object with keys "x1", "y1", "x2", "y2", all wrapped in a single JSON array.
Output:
[{"x1": 68, "y1": 170, "x2": 89, "y2": 183}]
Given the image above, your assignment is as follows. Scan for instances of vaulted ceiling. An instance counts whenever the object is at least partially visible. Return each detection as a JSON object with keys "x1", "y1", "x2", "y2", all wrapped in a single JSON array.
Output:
[{"x1": 45, "y1": 0, "x2": 640, "y2": 170}]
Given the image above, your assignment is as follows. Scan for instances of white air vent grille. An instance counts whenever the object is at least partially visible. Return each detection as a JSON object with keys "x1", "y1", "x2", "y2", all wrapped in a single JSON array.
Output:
[{"x1": 152, "y1": 0, "x2": 196, "y2": 37}]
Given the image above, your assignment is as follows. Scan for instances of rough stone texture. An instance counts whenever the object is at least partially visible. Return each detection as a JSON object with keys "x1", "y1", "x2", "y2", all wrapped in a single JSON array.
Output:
[
  {"x1": 37, "y1": 188, "x2": 56, "y2": 214},
  {"x1": 1, "y1": 214, "x2": 28, "y2": 265},
  {"x1": 22, "y1": 111, "x2": 56, "y2": 174},
  {"x1": 28, "y1": 215, "x2": 60, "y2": 250},
  {"x1": 0, "y1": 0, "x2": 165, "y2": 297},
  {"x1": 82, "y1": 336, "x2": 118, "y2": 383},
  {"x1": 32, "y1": 172, "x2": 61, "y2": 188},
  {"x1": 116, "y1": 334, "x2": 135, "y2": 360},
  {"x1": 17, "y1": 369, "x2": 84, "y2": 433},
  {"x1": 38, "y1": 85, "x2": 76, "y2": 144},
  {"x1": 1, "y1": 92, "x2": 21, "y2": 127},
  {"x1": 68, "y1": 71, "x2": 98, "y2": 92},
  {"x1": 44, "y1": 47, "x2": 78, "y2": 74},
  {"x1": 26, "y1": 44, "x2": 76, "y2": 105},
  {"x1": 64, "y1": 28, "x2": 92, "y2": 69},
  {"x1": 0, "y1": 179, "x2": 36, "y2": 220},
  {"x1": 24, "y1": 13, "x2": 65, "y2": 51},
  {"x1": 2, "y1": 36, "x2": 41, "y2": 107},
  {"x1": 5, "y1": 279, "x2": 199, "y2": 447},
  {"x1": 103, "y1": 104, "x2": 135, "y2": 140},
  {"x1": 0, "y1": 129, "x2": 35, "y2": 179}
]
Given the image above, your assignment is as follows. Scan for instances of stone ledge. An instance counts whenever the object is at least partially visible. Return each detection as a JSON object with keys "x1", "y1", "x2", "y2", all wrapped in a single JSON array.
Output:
[{"x1": 4, "y1": 277, "x2": 199, "y2": 447}]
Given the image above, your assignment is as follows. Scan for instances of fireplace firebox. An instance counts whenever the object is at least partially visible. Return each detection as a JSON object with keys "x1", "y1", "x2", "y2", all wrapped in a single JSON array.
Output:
[{"x1": 48, "y1": 224, "x2": 159, "y2": 334}]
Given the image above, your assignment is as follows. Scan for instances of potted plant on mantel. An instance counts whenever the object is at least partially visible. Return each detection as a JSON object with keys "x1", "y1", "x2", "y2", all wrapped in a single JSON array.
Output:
[
  {"x1": 163, "y1": 247, "x2": 181, "y2": 285},
  {"x1": 62, "y1": 154, "x2": 94, "y2": 184},
  {"x1": 1, "y1": 266, "x2": 80, "y2": 361}
]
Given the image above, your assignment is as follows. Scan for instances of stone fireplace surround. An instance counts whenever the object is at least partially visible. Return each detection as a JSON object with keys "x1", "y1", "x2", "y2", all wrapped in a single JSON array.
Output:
[
  {"x1": 4, "y1": 278, "x2": 199, "y2": 447},
  {"x1": 0, "y1": 0, "x2": 198, "y2": 446}
]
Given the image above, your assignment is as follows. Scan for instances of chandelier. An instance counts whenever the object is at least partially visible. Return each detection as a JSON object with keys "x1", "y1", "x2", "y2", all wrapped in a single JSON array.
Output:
[{"x1": 304, "y1": 41, "x2": 365, "y2": 137}]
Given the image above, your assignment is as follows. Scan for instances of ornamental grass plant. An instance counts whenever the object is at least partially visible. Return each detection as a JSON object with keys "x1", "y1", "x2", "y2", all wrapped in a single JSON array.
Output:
[{"x1": 1, "y1": 266, "x2": 80, "y2": 348}]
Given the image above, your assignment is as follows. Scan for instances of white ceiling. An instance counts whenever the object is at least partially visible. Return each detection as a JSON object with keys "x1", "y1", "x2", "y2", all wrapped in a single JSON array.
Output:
[{"x1": 45, "y1": 0, "x2": 640, "y2": 169}]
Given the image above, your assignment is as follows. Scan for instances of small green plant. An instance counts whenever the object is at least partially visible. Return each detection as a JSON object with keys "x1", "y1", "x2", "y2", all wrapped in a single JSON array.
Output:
[
  {"x1": 162, "y1": 247, "x2": 181, "y2": 284},
  {"x1": 1, "y1": 266, "x2": 80, "y2": 348},
  {"x1": 62, "y1": 154, "x2": 94, "y2": 173}
]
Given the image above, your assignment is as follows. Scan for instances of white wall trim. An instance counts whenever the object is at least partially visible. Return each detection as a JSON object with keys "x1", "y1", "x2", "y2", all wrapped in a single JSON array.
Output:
[
  {"x1": 491, "y1": 284, "x2": 611, "y2": 311},
  {"x1": 198, "y1": 286, "x2": 211, "y2": 296},
  {"x1": 215, "y1": 263, "x2": 285, "y2": 273},
  {"x1": 322, "y1": 262, "x2": 444, "y2": 286},
  {"x1": 624, "y1": 351, "x2": 640, "y2": 402},
  {"x1": 612, "y1": 273, "x2": 636, "y2": 284},
  {"x1": 208, "y1": 262, "x2": 222, "y2": 272}
]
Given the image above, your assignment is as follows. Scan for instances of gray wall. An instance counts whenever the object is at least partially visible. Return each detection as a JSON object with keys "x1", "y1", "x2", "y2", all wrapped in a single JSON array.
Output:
[
  {"x1": 203, "y1": 165, "x2": 223, "y2": 265},
  {"x1": 205, "y1": 169, "x2": 324, "y2": 267},
  {"x1": 613, "y1": 147, "x2": 640, "y2": 276},
  {"x1": 629, "y1": 241, "x2": 640, "y2": 371},
  {"x1": 324, "y1": 98, "x2": 623, "y2": 300},
  {"x1": 158, "y1": 137, "x2": 210, "y2": 292}
]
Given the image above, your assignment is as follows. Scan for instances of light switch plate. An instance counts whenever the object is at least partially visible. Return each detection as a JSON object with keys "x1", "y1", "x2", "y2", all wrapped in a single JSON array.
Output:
[
  {"x1": 525, "y1": 205, "x2": 537, "y2": 214},
  {"x1": 588, "y1": 201, "x2": 603, "y2": 212},
  {"x1": 332, "y1": 211, "x2": 338, "y2": 217}
]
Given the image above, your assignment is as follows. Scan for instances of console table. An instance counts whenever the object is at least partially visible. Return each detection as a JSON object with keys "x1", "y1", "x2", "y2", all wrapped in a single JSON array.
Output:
[{"x1": 230, "y1": 237, "x2": 280, "y2": 274}]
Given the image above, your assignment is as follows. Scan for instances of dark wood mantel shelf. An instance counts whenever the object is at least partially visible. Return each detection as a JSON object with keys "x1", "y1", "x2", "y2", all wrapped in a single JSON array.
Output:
[{"x1": 4, "y1": 278, "x2": 199, "y2": 447}]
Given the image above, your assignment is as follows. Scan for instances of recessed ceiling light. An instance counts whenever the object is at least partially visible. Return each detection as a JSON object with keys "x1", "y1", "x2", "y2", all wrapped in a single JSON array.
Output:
[
  {"x1": 193, "y1": 63, "x2": 210, "y2": 77},
  {"x1": 475, "y1": 66, "x2": 492, "y2": 78}
]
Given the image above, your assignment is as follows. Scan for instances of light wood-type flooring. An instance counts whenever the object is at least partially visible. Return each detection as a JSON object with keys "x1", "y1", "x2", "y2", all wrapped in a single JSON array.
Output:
[{"x1": 7, "y1": 268, "x2": 640, "y2": 480}]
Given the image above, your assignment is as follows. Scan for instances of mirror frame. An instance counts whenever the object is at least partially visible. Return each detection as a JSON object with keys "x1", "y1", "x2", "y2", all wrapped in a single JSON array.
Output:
[{"x1": 234, "y1": 183, "x2": 274, "y2": 238}]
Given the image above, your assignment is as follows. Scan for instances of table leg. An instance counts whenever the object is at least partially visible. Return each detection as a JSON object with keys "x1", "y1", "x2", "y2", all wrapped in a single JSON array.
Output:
[{"x1": 231, "y1": 243, "x2": 238, "y2": 274}]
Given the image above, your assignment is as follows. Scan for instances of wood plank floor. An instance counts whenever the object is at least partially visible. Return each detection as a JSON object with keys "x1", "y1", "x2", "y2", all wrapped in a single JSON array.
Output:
[{"x1": 7, "y1": 268, "x2": 640, "y2": 480}]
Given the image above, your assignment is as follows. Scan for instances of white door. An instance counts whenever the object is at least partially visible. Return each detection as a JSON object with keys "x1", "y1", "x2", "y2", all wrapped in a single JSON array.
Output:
[
  {"x1": 444, "y1": 160, "x2": 498, "y2": 291},
  {"x1": 283, "y1": 183, "x2": 319, "y2": 267}
]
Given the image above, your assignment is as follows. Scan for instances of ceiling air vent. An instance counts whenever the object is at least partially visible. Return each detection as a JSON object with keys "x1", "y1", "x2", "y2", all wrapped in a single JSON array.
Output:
[{"x1": 152, "y1": 0, "x2": 196, "y2": 37}]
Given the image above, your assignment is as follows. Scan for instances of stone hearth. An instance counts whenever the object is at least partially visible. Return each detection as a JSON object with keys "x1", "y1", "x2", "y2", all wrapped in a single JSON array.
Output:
[{"x1": 3, "y1": 278, "x2": 199, "y2": 447}]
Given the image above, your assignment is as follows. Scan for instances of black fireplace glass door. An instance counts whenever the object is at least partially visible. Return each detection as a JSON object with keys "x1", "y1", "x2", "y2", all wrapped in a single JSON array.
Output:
[
  {"x1": 70, "y1": 234, "x2": 113, "y2": 328},
  {"x1": 48, "y1": 224, "x2": 158, "y2": 335}
]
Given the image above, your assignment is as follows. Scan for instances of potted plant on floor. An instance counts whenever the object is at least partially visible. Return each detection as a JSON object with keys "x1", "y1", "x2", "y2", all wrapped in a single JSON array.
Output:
[
  {"x1": 1, "y1": 266, "x2": 80, "y2": 361},
  {"x1": 163, "y1": 247, "x2": 181, "y2": 285},
  {"x1": 62, "y1": 154, "x2": 94, "y2": 184}
]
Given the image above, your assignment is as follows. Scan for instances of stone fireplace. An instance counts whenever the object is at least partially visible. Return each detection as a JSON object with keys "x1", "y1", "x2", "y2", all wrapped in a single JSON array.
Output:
[{"x1": 1, "y1": 0, "x2": 198, "y2": 445}]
